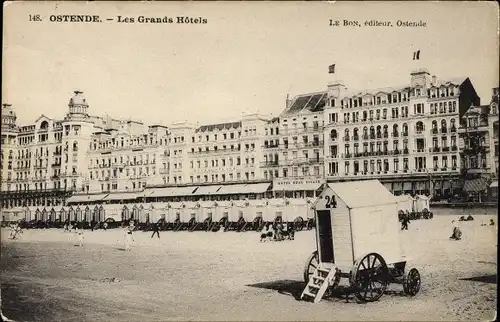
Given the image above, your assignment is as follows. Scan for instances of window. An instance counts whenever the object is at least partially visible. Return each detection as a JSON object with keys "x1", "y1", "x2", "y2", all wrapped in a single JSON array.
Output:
[{"x1": 345, "y1": 161, "x2": 350, "y2": 174}]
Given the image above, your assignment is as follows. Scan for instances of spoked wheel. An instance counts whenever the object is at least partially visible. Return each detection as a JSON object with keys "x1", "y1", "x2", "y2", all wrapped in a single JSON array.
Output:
[
  {"x1": 294, "y1": 216, "x2": 304, "y2": 231},
  {"x1": 403, "y1": 268, "x2": 421, "y2": 296},
  {"x1": 350, "y1": 252, "x2": 389, "y2": 302},
  {"x1": 253, "y1": 217, "x2": 263, "y2": 231},
  {"x1": 303, "y1": 251, "x2": 319, "y2": 283}
]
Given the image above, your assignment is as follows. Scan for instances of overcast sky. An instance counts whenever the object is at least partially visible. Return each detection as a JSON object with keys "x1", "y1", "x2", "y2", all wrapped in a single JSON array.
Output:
[{"x1": 3, "y1": 1, "x2": 499, "y2": 127}]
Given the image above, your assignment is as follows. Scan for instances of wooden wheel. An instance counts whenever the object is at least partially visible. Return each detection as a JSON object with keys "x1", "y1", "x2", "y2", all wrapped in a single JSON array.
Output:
[
  {"x1": 350, "y1": 253, "x2": 389, "y2": 302},
  {"x1": 294, "y1": 216, "x2": 304, "y2": 231},
  {"x1": 303, "y1": 251, "x2": 319, "y2": 283},
  {"x1": 403, "y1": 268, "x2": 421, "y2": 296},
  {"x1": 253, "y1": 216, "x2": 263, "y2": 230}
]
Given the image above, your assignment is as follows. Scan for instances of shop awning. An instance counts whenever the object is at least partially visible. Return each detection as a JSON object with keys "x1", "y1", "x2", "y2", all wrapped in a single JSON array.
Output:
[
  {"x1": 66, "y1": 193, "x2": 109, "y2": 204},
  {"x1": 102, "y1": 192, "x2": 144, "y2": 201},
  {"x1": 218, "y1": 183, "x2": 271, "y2": 195},
  {"x1": 146, "y1": 186, "x2": 197, "y2": 198},
  {"x1": 464, "y1": 178, "x2": 489, "y2": 192},
  {"x1": 193, "y1": 185, "x2": 223, "y2": 195},
  {"x1": 490, "y1": 180, "x2": 498, "y2": 188}
]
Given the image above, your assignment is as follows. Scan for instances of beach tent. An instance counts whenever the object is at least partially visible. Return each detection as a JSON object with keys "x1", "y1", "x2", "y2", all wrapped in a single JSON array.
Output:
[
  {"x1": 395, "y1": 195, "x2": 415, "y2": 213},
  {"x1": 414, "y1": 195, "x2": 430, "y2": 213}
]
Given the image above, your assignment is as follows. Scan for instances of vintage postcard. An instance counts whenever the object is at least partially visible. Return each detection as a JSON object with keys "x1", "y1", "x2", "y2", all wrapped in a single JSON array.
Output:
[{"x1": 1, "y1": 1, "x2": 498, "y2": 321}]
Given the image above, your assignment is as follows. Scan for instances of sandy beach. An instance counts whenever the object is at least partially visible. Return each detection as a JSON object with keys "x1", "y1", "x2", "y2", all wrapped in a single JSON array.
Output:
[{"x1": 1, "y1": 213, "x2": 497, "y2": 321}]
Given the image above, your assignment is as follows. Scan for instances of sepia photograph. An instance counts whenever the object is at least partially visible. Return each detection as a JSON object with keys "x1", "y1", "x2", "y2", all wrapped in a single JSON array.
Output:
[{"x1": 1, "y1": 1, "x2": 498, "y2": 321}]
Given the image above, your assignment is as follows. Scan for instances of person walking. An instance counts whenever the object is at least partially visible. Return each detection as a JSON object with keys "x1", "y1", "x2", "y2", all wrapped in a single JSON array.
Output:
[
  {"x1": 151, "y1": 223, "x2": 160, "y2": 239},
  {"x1": 125, "y1": 227, "x2": 134, "y2": 251},
  {"x1": 76, "y1": 227, "x2": 84, "y2": 246},
  {"x1": 401, "y1": 213, "x2": 410, "y2": 230}
]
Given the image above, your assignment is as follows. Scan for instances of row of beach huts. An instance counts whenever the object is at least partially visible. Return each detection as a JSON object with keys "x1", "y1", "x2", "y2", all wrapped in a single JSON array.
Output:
[{"x1": 1, "y1": 193, "x2": 432, "y2": 229}]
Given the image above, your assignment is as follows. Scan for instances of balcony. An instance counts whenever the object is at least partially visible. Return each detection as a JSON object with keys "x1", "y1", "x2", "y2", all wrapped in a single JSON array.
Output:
[
  {"x1": 450, "y1": 127, "x2": 457, "y2": 133},
  {"x1": 431, "y1": 128, "x2": 438, "y2": 135},
  {"x1": 261, "y1": 161, "x2": 279, "y2": 167},
  {"x1": 442, "y1": 147, "x2": 450, "y2": 152},
  {"x1": 344, "y1": 136, "x2": 350, "y2": 142},
  {"x1": 441, "y1": 128, "x2": 448, "y2": 134},
  {"x1": 432, "y1": 147, "x2": 440, "y2": 153},
  {"x1": 392, "y1": 132, "x2": 399, "y2": 138},
  {"x1": 159, "y1": 168, "x2": 169, "y2": 174}
]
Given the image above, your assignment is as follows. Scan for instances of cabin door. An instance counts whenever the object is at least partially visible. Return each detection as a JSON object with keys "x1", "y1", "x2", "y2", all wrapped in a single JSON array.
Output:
[{"x1": 316, "y1": 210, "x2": 334, "y2": 263}]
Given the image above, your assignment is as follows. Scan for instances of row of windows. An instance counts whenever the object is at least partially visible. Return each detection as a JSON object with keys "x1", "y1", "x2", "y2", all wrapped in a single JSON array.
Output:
[
  {"x1": 430, "y1": 101, "x2": 457, "y2": 114},
  {"x1": 263, "y1": 166, "x2": 322, "y2": 179},
  {"x1": 188, "y1": 157, "x2": 255, "y2": 169},
  {"x1": 187, "y1": 172, "x2": 256, "y2": 184},
  {"x1": 189, "y1": 143, "x2": 256, "y2": 154},
  {"x1": 89, "y1": 154, "x2": 156, "y2": 167},
  {"x1": 328, "y1": 154, "x2": 459, "y2": 175},
  {"x1": 89, "y1": 166, "x2": 156, "y2": 180}
]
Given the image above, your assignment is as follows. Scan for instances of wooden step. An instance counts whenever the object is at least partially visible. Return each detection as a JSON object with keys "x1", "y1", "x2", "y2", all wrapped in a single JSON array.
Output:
[
  {"x1": 313, "y1": 276, "x2": 325, "y2": 282},
  {"x1": 309, "y1": 283, "x2": 321, "y2": 289},
  {"x1": 317, "y1": 267, "x2": 330, "y2": 274},
  {"x1": 303, "y1": 291, "x2": 315, "y2": 298}
]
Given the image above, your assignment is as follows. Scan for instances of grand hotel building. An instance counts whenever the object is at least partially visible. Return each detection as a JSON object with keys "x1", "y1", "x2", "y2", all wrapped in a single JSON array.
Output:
[
  {"x1": 323, "y1": 69, "x2": 482, "y2": 195},
  {"x1": 1, "y1": 69, "x2": 497, "y2": 209}
]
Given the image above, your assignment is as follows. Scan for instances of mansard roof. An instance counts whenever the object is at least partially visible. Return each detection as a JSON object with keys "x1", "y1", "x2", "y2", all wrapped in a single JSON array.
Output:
[
  {"x1": 196, "y1": 121, "x2": 242, "y2": 132},
  {"x1": 281, "y1": 91, "x2": 327, "y2": 117}
]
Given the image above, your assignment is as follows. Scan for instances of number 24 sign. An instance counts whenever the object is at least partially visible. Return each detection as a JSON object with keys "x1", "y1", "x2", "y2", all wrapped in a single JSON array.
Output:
[{"x1": 319, "y1": 194, "x2": 337, "y2": 209}]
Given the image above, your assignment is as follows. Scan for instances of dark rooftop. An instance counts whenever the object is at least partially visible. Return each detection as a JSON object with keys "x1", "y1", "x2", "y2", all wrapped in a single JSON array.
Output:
[
  {"x1": 281, "y1": 92, "x2": 327, "y2": 117},
  {"x1": 196, "y1": 121, "x2": 242, "y2": 132}
]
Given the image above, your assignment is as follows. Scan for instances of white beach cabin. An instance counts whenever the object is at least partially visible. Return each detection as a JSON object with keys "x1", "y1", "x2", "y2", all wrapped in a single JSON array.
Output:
[
  {"x1": 312, "y1": 180, "x2": 402, "y2": 273},
  {"x1": 395, "y1": 194, "x2": 415, "y2": 213}
]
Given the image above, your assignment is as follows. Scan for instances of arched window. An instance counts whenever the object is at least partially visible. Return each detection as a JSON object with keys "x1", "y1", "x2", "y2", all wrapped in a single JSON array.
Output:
[
  {"x1": 416, "y1": 121, "x2": 424, "y2": 132},
  {"x1": 393, "y1": 124, "x2": 399, "y2": 136},
  {"x1": 40, "y1": 121, "x2": 49, "y2": 130},
  {"x1": 330, "y1": 129, "x2": 337, "y2": 140},
  {"x1": 344, "y1": 129, "x2": 350, "y2": 141},
  {"x1": 432, "y1": 120, "x2": 438, "y2": 129},
  {"x1": 353, "y1": 128, "x2": 359, "y2": 139},
  {"x1": 450, "y1": 119, "x2": 456, "y2": 132},
  {"x1": 73, "y1": 141, "x2": 78, "y2": 152},
  {"x1": 383, "y1": 125, "x2": 388, "y2": 137},
  {"x1": 402, "y1": 123, "x2": 408, "y2": 136},
  {"x1": 441, "y1": 119, "x2": 447, "y2": 132},
  {"x1": 363, "y1": 127, "x2": 368, "y2": 137}
]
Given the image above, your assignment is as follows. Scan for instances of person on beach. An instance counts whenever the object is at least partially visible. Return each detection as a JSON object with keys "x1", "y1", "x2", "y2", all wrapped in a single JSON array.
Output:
[
  {"x1": 450, "y1": 221, "x2": 462, "y2": 241},
  {"x1": 490, "y1": 219, "x2": 495, "y2": 226},
  {"x1": 76, "y1": 227, "x2": 84, "y2": 246},
  {"x1": 151, "y1": 223, "x2": 160, "y2": 239},
  {"x1": 401, "y1": 213, "x2": 410, "y2": 230},
  {"x1": 125, "y1": 227, "x2": 134, "y2": 251}
]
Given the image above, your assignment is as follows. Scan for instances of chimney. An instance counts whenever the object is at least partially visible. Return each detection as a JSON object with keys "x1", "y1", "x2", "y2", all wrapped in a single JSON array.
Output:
[{"x1": 432, "y1": 75, "x2": 437, "y2": 86}]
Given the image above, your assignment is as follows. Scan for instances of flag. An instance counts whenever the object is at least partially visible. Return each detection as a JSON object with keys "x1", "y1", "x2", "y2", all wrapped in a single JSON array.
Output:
[
  {"x1": 328, "y1": 64, "x2": 336, "y2": 74},
  {"x1": 413, "y1": 50, "x2": 420, "y2": 60}
]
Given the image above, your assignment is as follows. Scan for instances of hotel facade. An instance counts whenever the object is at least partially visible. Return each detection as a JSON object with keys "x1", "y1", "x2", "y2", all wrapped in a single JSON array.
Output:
[
  {"x1": 1, "y1": 69, "x2": 498, "y2": 209},
  {"x1": 322, "y1": 69, "x2": 485, "y2": 196}
]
